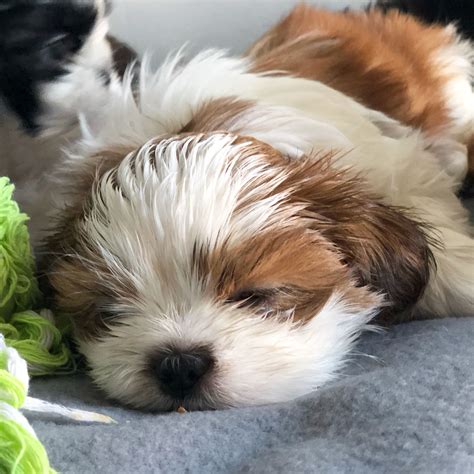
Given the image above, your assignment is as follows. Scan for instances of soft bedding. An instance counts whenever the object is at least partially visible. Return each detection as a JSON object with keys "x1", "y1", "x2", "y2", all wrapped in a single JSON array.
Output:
[{"x1": 30, "y1": 318, "x2": 474, "y2": 473}]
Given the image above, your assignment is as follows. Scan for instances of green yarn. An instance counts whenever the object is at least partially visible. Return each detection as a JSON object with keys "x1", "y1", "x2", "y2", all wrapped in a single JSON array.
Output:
[
  {"x1": 0, "y1": 177, "x2": 41, "y2": 320},
  {"x1": 0, "y1": 177, "x2": 74, "y2": 473},
  {"x1": 3, "y1": 311, "x2": 75, "y2": 376},
  {"x1": 0, "y1": 370, "x2": 26, "y2": 409},
  {"x1": 0, "y1": 177, "x2": 74, "y2": 375},
  {"x1": 0, "y1": 337, "x2": 56, "y2": 474},
  {"x1": 0, "y1": 407, "x2": 56, "y2": 474}
]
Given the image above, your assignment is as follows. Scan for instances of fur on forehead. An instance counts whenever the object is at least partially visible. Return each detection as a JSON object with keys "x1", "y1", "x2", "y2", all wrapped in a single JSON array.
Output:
[
  {"x1": 50, "y1": 132, "x2": 321, "y2": 276},
  {"x1": 46, "y1": 132, "x2": 355, "y2": 329},
  {"x1": 47, "y1": 128, "x2": 432, "y2": 339}
]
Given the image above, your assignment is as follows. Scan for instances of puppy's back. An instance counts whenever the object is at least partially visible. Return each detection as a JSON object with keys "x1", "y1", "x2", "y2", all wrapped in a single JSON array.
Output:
[{"x1": 248, "y1": 5, "x2": 473, "y2": 141}]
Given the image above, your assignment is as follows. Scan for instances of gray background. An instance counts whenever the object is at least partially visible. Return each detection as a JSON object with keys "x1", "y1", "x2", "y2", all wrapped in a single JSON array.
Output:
[{"x1": 109, "y1": 0, "x2": 368, "y2": 63}]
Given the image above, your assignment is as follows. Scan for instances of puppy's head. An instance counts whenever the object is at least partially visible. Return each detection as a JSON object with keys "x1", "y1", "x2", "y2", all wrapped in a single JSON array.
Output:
[
  {"x1": 45, "y1": 132, "x2": 432, "y2": 410},
  {"x1": 0, "y1": 0, "x2": 113, "y2": 134}
]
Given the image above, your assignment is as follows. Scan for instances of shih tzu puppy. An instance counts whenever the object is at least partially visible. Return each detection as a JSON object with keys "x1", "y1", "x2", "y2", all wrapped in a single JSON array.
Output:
[
  {"x1": 0, "y1": 0, "x2": 136, "y2": 247},
  {"x1": 21, "y1": 2, "x2": 474, "y2": 410}
]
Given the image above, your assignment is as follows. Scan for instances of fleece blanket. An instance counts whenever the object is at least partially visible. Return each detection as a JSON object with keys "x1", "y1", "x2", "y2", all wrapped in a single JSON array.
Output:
[{"x1": 30, "y1": 317, "x2": 474, "y2": 473}]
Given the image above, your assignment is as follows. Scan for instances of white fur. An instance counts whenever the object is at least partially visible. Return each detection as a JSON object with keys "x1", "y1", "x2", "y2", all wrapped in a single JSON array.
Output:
[
  {"x1": 434, "y1": 26, "x2": 474, "y2": 144},
  {"x1": 40, "y1": 14, "x2": 114, "y2": 134},
  {"x1": 74, "y1": 131, "x2": 382, "y2": 409},
  {"x1": 80, "y1": 293, "x2": 379, "y2": 409},
  {"x1": 82, "y1": 133, "x2": 304, "y2": 269},
  {"x1": 422, "y1": 26, "x2": 474, "y2": 182}
]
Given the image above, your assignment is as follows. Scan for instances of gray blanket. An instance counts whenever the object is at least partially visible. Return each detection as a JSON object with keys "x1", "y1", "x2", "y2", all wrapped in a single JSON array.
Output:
[{"x1": 30, "y1": 318, "x2": 474, "y2": 473}]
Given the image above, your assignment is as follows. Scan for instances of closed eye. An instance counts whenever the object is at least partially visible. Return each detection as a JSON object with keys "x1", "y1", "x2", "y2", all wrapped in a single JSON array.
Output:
[{"x1": 226, "y1": 288, "x2": 277, "y2": 309}]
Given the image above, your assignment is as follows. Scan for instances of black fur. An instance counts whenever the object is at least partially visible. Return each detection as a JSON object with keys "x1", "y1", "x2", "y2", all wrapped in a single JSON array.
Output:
[
  {"x1": 0, "y1": 0, "x2": 98, "y2": 133},
  {"x1": 375, "y1": 0, "x2": 474, "y2": 40}
]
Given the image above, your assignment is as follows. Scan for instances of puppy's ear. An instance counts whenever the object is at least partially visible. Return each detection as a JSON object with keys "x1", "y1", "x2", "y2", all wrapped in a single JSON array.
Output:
[
  {"x1": 283, "y1": 156, "x2": 435, "y2": 316},
  {"x1": 106, "y1": 35, "x2": 139, "y2": 78}
]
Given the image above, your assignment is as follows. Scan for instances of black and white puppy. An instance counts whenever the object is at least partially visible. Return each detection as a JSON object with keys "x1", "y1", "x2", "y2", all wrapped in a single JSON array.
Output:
[{"x1": 0, "y1": 0, "x2": 134, "y2": 246}]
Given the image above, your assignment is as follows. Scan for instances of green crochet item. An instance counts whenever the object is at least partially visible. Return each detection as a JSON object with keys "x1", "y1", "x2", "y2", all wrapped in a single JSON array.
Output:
[
  {"x1": 0, "y1": 333, "x2": 114, "y2": 474},
  {"x1": 0, "y1": 336, "x2": 56, "y2": 474},
  {"x1": 0, "y1": 177, "x2": 74, "y2": 376},
  {"x1": 0, "y1": 177, "x2": 71, "y2": 473},
  {"x1": 0, "y1": 177, "x2": 40, "y2": 319}
]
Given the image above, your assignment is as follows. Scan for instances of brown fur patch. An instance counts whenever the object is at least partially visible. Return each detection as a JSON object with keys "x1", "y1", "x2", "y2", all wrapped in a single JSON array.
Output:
[
  {"x1": 286, "y1": 157, "x2": 434, "y2": 316},
  {"x1": 190, "y1": 134, "x2": 434, "y2": 320},
  {"x1": 42, "y1": 146, "x2": 139, "y2": 337},
  {"x1": 182, "y1": 97, "x2": 256, "y2": 133},
  {"x1": 202, "y1": 228, "x2": 351, "y2": 322},
  {"x1": 49, "y1": 245, "x2": 140, "y2": 338},
  {"x1": 40, "y1": 146, "x2": 135, "y2": 257},
  {"x1": 233, "y1": 148, "x2": 435, "y2": 317},
  {"x1": 248, "y1": 5, "x2": 456, "y2": 136}
]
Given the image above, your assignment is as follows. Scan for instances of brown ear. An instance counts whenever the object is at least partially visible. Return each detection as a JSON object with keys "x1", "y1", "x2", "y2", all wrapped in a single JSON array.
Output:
[
  {"x1": 325, "y1": 201, "x2": 434, "y2": 316},
  {"x1": 281, "y1": 156, "x2": 435, "y2": 316}
]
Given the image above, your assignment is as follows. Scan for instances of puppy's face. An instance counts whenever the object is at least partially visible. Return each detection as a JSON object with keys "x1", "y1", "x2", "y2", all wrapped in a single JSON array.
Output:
[
  {"x1": 0, "y1": 0, "x2": 113, "y2": 133},
  {"x1": 47, "y1": 132, "x2": 432, "y2": 410}
]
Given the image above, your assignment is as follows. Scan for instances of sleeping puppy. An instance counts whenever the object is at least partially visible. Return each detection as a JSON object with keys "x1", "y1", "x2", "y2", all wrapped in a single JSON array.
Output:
[
  {"x1": 35, "y1": 4, "x2": 474, "y2": 411},
  {"x1": 0, "y1": 0, "x2": 136, "y2": 247}
]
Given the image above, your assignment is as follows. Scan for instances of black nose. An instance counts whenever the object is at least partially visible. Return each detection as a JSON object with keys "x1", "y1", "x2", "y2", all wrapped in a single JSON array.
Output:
[{"x1": 154, "y1": 348, "x2": 214, "y2": 398}]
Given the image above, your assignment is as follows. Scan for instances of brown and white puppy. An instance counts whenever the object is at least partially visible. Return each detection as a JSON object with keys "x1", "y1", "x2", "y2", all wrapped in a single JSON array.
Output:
[{"x1": 40, "y1": 5, "x2": 473, "y2": 410}]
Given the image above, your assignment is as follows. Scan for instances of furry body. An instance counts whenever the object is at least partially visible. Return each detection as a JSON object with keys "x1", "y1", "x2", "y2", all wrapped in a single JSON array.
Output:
[{"x1": 5, "y1": 3, "x2": 473, "y2": 410}]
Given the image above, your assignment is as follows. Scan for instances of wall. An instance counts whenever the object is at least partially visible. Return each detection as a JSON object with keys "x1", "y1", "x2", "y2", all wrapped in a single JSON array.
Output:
[{"x1": 109, "y1": 0, "x2": 368, "y2": 62}]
